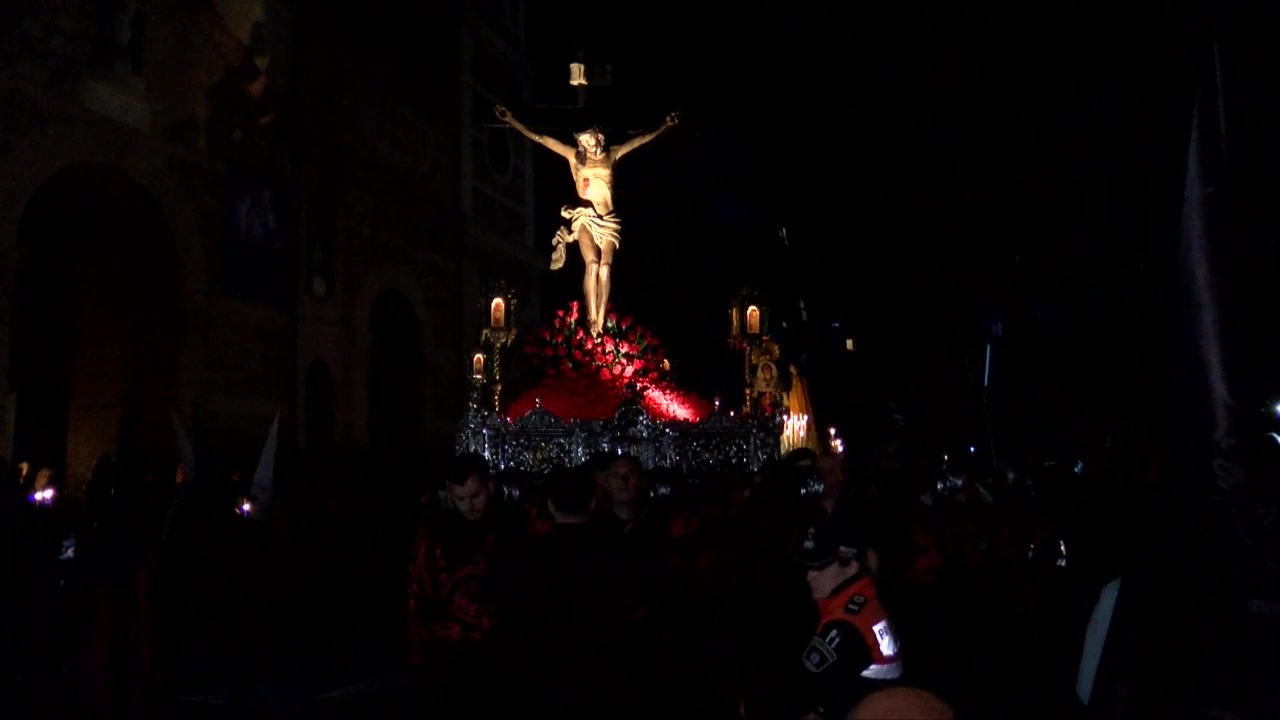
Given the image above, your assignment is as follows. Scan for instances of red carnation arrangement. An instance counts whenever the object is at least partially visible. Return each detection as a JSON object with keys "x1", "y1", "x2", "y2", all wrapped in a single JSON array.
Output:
[
  {"x1": 505, "y1": 301, "x2": 714, "y2": 423},
  {"x1": 521, "y1": 301, "x2": 669, "y2": 384}
]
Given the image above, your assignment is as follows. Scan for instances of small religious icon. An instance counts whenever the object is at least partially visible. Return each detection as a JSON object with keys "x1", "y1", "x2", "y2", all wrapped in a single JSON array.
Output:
[
  {"x1": 494, "y1": 104, "x2": 679, "y2": 337},
  {"x1": 490, "y1": 297, "x2": 506, "y2": 328},
  {"x1": 746, "y1": 305, "x2": 761, "y2": 335},
  {"x1": 754, "y1": 360, "x2": 782, "y2": 413},
  {"x1": 471, "y1": 352, "x2": 486, "y2": 379}
]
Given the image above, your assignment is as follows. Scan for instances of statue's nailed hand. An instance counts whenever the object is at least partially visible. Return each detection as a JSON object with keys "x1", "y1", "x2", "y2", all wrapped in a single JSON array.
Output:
[
  {"x1": 494, "y1": 105, "x2": 512, "y2": 122},
  {"x1": 664, "y1": 112, "x2": 680, "y2": 128}
]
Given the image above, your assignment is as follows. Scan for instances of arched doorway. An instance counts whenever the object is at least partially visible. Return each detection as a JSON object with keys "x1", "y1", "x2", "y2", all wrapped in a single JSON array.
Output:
[
  {"x1": 304, "y1": 358, "x2": 335, "y2": 456},
  {"x1": 368, "y1": 291, "x2": 425, "y2": 462},
  {"x1": 8, "y1": 165, "x2": 181, "y2": 492}
]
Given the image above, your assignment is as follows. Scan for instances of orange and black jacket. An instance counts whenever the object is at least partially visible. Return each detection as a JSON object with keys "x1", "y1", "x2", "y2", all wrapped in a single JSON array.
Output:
[{"x1": 801, "y1": 571, "x2": 903, "y2": 715}]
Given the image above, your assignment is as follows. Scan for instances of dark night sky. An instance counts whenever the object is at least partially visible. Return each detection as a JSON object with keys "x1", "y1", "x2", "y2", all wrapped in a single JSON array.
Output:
[{"x1": 497, "y1": 0, "x2": 1276, "y2": 442}]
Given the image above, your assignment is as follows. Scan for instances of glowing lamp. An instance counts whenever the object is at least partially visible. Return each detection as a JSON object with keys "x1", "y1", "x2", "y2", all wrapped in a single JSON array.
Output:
[
  {"x1": 489, "y1": 297, "x2": 506, "y2": 328},
  {"x1": 728, "y1": 292, "x2": 768, "y2": 342},
  {"x1": 480, "y1": 281, "x2": 516, "y2": 336},
  {"x1": 471, "y1": 351, "x2": 486, "y2": 380},
  {"x1": 569, "y1": 62, "x2": 587, "y2": 86}
]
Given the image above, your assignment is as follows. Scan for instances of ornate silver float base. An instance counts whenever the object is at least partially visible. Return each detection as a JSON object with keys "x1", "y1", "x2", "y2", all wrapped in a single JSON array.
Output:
[{"x1": 456, "y1": 399, "x2": 781, "y2": 474}]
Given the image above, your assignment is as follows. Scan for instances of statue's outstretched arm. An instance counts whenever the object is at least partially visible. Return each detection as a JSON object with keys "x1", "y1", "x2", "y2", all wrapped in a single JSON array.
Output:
[
  {"x1": 614, "y1": 112, "x2": 679, "y2": 160},
  {"x1": 495, "y1": 105, "x2": 575, "y2": 160}
]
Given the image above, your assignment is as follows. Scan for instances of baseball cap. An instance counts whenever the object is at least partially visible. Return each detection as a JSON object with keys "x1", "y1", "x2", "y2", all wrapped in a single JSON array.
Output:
[{"x1": 795, "y1": 515, "x2": 865, "y2": 568}]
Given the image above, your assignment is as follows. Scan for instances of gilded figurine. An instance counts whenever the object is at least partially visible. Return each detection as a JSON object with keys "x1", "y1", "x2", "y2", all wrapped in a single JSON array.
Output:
[{"x1": 494, "y1": 105, "x2": 678, "y2": 336}]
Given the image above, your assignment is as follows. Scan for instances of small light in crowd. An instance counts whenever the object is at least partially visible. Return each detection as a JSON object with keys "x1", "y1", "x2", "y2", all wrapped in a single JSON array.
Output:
[
  {"x1": 845, "y1": 338, "x2": 854, "y2": 351},
  {"x1": 1273, "y1": 401, "x2": 1280, "y2": 418},
  {"x1": 241, "y1": 501, "x2": 252, "y2": 516},
  {"x1": 969, "y1": 446, "x2": 976, "y2": 454},
  {"x1": 31, "y1": 488, "x2": 55, "y2": 505}
]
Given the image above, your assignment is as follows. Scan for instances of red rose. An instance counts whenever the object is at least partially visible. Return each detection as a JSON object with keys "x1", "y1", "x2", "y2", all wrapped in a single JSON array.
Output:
[
  {"x1": 543, "y1": 348, "x2": 554, "y2": 357},
  {"x1": 607, "y1": 313, "x2": 618, "y2": 323},
  {"x1": 539, "y1": 329, "x2": 551, "y2": 341},
  {"x1": 621, "y1": 316, "x2": 633, "y2": 330},
  {"x1": 556, "y1": 309, "x2": 565, "y2": 317},
  {"x1": 574, "y1": 327, "x2": 584, "y2": 340},
  {"x1": 623, "y1": 366, "x2": 635, "y2": 378},
  {"x1": 584, "y1": 338, "x2": 595, "y2": 350},
  {"x1": 599, "y1": 368, "x2": 611, "y2": 380},
  {"x1": 572, "y1": 350, "x2": 584, "y2": 361},
  {"x1": 612, "y1": 365, "x2": 623, "y2": 376}
]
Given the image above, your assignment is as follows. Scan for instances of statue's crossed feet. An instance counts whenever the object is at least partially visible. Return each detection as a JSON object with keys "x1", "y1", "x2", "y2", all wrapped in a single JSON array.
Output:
[{"x1": 590, "y1": 315, "x2": 603, "y2": 337}]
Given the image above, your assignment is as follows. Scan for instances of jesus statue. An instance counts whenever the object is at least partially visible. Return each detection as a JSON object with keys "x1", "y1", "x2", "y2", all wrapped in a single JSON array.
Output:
[{"x1": 494, "y1": 105, "x2": 679, "y2": 336}]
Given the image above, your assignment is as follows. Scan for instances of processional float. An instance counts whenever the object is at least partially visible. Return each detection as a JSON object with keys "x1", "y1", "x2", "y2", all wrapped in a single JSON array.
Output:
[{"x1": 457, "y1": 58, "x2": 824, "y2": 472}]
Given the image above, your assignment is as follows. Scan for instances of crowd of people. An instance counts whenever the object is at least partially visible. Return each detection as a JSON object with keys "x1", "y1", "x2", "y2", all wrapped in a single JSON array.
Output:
[
  {"x1": 3, "y1": 435, "x2": 1142, "y2": 718},
  {"x1": 395, "y1": 444, "x2": 1123, "y2": 719}
]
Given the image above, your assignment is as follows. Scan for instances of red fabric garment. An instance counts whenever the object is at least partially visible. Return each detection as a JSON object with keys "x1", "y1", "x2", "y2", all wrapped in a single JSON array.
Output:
[{"x1": 407, "y1": 523, "x2": 498, "y2": 651}]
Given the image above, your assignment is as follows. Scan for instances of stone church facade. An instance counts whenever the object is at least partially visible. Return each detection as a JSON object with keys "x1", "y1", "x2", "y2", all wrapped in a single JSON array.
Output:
[{"x1": 0, "y1": 1, "x2": 542, "y2": 492}]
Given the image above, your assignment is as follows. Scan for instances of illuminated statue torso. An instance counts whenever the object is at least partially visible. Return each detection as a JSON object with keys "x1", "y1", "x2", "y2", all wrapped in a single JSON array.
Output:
[{"x1": 570, "y1": 153, "x2": 617, "y2": 215}]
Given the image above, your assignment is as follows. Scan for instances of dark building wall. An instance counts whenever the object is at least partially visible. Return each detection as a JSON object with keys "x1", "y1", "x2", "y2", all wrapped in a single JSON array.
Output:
[{"x1": 0, "y1": 0, "x2": 541, "y2": 488}]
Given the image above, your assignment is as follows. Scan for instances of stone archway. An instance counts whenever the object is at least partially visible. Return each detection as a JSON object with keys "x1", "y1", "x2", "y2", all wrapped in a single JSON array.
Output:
[
  {"x1": 8, "y1": 165, "x2": 181, "y2": 491},
  {"x1": 304, "y1": 358, "x2": 335, "y2": 455},
  {"x1": 367, "y1": 290, "x2": 425, "y2": 462}
]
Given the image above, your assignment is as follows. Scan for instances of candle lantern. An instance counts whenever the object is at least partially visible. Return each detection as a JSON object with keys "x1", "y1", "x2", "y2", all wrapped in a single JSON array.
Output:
[
  {"x1": 478, "y1": 281, "x2": 518, "y2": 412},
  {"x1": 569, "y1": 62, "x2": 588, "y2": 86},
  {"x1": 480, "y1": 281, "x2": 517, "y2": 341},
  {"x1": 727, "y1": 290, "x2": 769, "y2": 344},
  {"x1": 746, "y1": 305, "x2": 761, "y2": 335}
]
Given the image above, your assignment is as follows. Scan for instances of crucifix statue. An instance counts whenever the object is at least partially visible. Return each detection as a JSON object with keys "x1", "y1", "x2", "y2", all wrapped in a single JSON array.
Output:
[{"x1": 494, "y1": 105, "x2": 678, "y2": 336}]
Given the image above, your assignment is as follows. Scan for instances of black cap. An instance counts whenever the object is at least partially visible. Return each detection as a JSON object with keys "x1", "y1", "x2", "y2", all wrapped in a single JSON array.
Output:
[{"x1": 795, "y1": 516, "x2": 864, "y2": 568}]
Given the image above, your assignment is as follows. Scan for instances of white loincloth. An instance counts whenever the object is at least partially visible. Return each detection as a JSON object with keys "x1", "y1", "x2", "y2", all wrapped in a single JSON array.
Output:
[{"x1": 550, "y1": 205, "x2": 621, "y2": 270}]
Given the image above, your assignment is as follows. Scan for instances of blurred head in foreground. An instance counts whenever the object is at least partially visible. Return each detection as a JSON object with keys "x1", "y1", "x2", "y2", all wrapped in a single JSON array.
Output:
[{"x1": 848, "y1": 686, "x2": 954, "y2": 719}]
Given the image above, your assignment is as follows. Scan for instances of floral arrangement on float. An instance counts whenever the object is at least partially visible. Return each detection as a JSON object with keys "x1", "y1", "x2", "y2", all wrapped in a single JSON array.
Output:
[{"x1": 504, "y1": 301, "x2": 714, "y2": 423}]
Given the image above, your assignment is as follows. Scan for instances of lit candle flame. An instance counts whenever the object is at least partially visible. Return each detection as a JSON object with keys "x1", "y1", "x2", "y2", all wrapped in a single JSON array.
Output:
[{"x1": 780, "y1": 412, "x2": 812, "y2": 454}]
